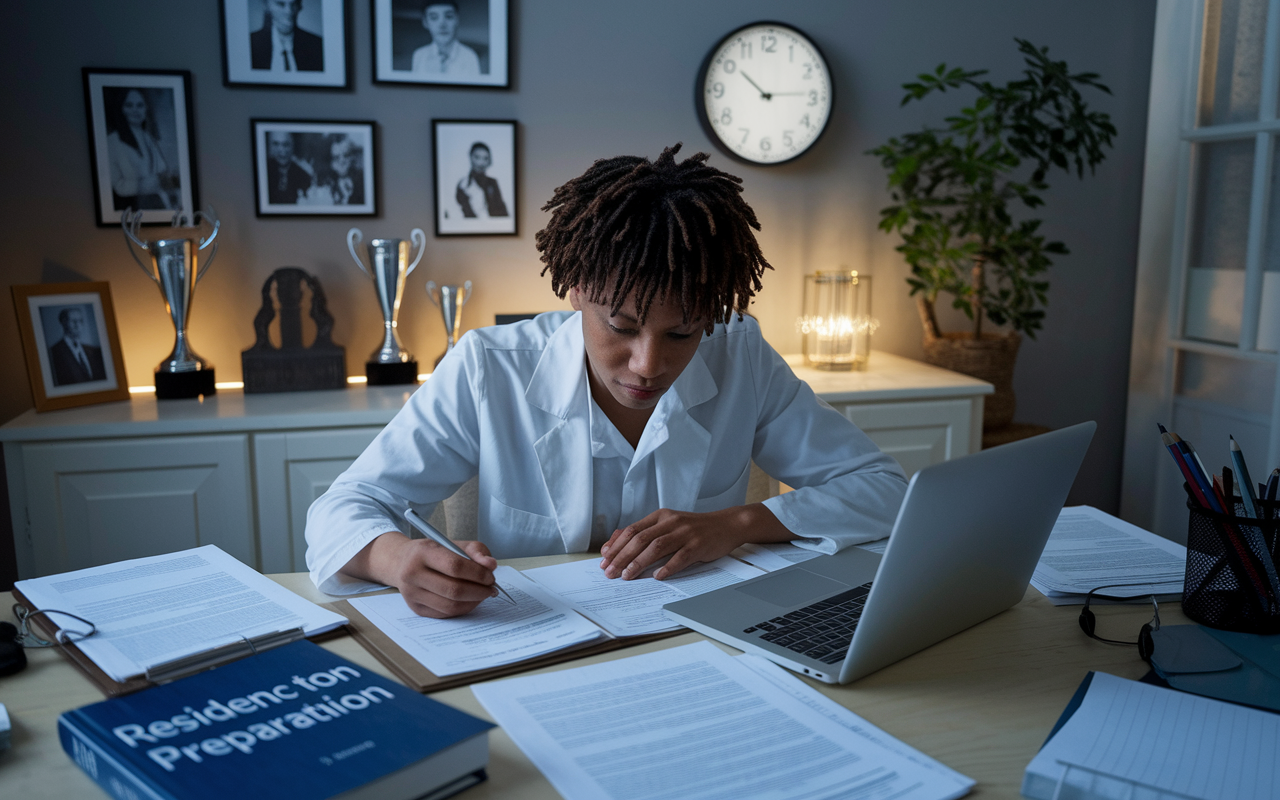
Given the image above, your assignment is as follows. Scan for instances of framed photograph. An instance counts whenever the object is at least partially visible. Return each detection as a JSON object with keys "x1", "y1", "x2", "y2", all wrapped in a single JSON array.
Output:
[
  {"x1": 373, "y1": 0, "x2": 509, "y2": 88},
  {"x1": 11, "y1": 282, "x2": 130, "y2": 412},
  {"x1": 220, "y1": 0, "x2": 351, "y2": 89},
  {"x1": 433, "y1": 119, "x2": 516, "y2": 236},
  {"x1": 252, "y1": 119, "x2": 377, "y2": 216},
  {"x1": 82, "y1": 69, "x2": 198, "y2": 227}
]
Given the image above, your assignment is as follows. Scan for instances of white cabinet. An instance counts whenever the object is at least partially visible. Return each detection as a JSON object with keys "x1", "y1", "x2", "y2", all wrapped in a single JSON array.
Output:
[{"x1": 2, "y1": 352, "x2": 990, "y2": 579}]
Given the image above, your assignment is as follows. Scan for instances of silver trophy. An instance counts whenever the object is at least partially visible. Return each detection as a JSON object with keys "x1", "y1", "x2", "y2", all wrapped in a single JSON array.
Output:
[
  {"x1": 123, "y1": 207, "x2": 220, "y2": 399},
  {"x1": 425, "y1": 281, "x2": 472, "y2": 368},
  {"x1": 346, "y1": 227, "x2": 426, "y2": 385}
]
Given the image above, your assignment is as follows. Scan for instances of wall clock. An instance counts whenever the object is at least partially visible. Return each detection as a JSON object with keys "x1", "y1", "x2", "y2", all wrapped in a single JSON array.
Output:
[{"x1": 696, "y1": 21, "x2": 834, "y2": 166}]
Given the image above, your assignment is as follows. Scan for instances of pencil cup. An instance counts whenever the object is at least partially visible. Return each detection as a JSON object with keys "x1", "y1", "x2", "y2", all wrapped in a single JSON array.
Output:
[{"x1": 1183, "y1": 496, "x2": 1280, "y2": 634}]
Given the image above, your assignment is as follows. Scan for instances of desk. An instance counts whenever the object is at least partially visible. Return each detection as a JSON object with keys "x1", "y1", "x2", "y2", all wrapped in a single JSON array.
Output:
[{"x1": 0, "y1": 554, "x2": 1184, "y2": 799}]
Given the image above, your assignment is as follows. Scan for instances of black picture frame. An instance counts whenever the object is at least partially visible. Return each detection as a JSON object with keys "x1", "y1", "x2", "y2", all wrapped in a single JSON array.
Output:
[
  {"x1": 82, "y1": 69, "x2": 199, "y2": 227},
  {"x1": 251, "y1": 119, "x2": 378, "y2": 217},
  {"x1": 373, "y1": 0, "x2": 510, "y2": 88},
  {"x1": 219, "y1": 0, "x2": 352, "y2": 89},
  {"x1": 432, "y1": 119, "x2": 517, "y2": 236}
]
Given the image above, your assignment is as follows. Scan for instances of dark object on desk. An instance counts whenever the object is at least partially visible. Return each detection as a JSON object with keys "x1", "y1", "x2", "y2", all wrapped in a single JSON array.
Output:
[
  {"x1": 242, "y1": 268, "x2": 347, "y2": 393},
  {"x1": 0, "y1": 621, "x2": 25, "y2": 676},
  {"x1": 1147, "y1": 623, "x2": 1280, "y2": 713},
  {"x1": 495, "y1": 313, "x2": 539, "y2": 325},
  {"x1": 59, "y1": 640, "x2": 494, "y2": 800},
  {"x1": 1184, "y1": 499, "x2": 1280, "y2": 634}
]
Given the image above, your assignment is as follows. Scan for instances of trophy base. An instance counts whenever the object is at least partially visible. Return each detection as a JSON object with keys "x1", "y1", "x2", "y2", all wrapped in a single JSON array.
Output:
[
  {"x1": 156, "y1": 369, "x2": 216, "y2": 399},
  {"x1": 366, "y1": 361, "x2": 419, "y2": 385}
]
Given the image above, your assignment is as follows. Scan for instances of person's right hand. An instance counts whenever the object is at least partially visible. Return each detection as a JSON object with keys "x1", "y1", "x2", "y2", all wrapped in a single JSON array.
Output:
[{"x1": 350, "y1": 532, "x2": 499, "y2": 618}]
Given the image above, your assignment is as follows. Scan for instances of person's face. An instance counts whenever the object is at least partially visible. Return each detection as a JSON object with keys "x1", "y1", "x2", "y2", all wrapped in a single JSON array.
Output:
[
  {"x1": 122, "y1": 90, "x2": 147, "y2": 127},
  {"x1": 571, "y1": 287, "x2": 704, "y2": 412},
  {"x1": 331, "y1": 142, "x2": 353, "y2": 176},
  {"x1": 266, "y1": 0, "x2": 300, "y2": 34},
  {"x1": 469, "y1": 147, "x2": 491, "y2": 174},
  {"x1": 62, "y1": 309, "x2": 86, "y2": 342},
  {"x1": 268, "y1": 132, "x2": 294, "y2": 166},
  {"x1": 423, "y1": 4, "x2": 458, "y2": 46}
]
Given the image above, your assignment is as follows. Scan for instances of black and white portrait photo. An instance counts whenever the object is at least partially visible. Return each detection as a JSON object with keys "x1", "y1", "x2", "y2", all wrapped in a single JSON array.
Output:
[
  {"x1": 83, "y1": 70, "x2": 197, "y2": 226},
  {"x1": 433, "y1": 119, "x2": 516, "y2": 235},
  {"x1": 374, "y1": 0, "x2": 508, "y2": 87},
  {"x1": 252, "y1": 120, "x2": 376, "y2": 215},
  {"x1": 220, "y1": 0, "x2": 350, "y2": 88},
  {"x1": 12, "y1": 282, "x2": 129, "y2": 412}
]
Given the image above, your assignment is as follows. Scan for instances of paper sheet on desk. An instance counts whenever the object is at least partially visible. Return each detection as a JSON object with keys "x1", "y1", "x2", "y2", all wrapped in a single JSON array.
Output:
[
  {"x1": 347, "y1": 567, "x2": 608, "y2": 676},
  {"x1": 1030, "y1": 506, "x2": 1186, "y2": 604},
  {"x1": 734, "y1": 539, "x2": 887, "y2": 572},
  {"x1": 13, "y1": 545, "x2": 345, "y2": 683},
  {"x1": 472, "y1": 641, "x2": 973, "y2": 800},
  {"x1": 523, "y1": 556, "x2": 763, "y2": 637}
]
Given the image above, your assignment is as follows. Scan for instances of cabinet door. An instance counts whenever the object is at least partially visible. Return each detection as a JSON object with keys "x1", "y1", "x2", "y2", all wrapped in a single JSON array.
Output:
[
  {"x1": 255, "y1": 427, "x2": 383, "y2": 573},
  {"x1": 22, "y1": 435, "x2": 253, "y2": 577},
  {"x1": 839, "y1": 398, "x2": 975, "y2": 478}
]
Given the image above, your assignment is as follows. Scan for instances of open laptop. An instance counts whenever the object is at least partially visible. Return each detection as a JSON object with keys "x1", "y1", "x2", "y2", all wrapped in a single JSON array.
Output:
[{"x1": 664, "y1": 421, "x2": 1095, "y2": 684}]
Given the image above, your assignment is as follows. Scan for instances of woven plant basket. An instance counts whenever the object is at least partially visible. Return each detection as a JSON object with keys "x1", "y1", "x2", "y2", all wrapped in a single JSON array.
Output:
[{"x1": 922, "y1": 330, "x2": 1021, "y2": 430}]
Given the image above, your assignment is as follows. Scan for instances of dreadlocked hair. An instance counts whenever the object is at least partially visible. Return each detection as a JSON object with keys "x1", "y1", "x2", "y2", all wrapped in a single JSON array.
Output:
[{"x1": 536, "y1": 143, "x2": 771, "y2": 331}]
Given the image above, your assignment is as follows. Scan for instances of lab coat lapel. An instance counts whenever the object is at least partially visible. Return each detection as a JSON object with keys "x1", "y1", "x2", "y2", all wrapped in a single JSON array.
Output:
[
  {"x1": 652, "y1": 351, "x2": 717, "y2": 512},
  {"x1": 526, "y1": 314, "x2": 593, "y2": 553}
]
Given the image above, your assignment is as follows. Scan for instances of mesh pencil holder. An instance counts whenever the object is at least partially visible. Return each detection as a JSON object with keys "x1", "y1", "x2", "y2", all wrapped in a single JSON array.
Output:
[{"x1": 1183, "y1": 496, "x2": 1280, "y2": 634}]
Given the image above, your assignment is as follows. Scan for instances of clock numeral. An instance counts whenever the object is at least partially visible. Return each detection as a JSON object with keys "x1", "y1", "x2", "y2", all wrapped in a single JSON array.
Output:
[
  {"x1": 760, "y1": 137, "x2": 772, "y2": 152},
  {"x1": 711, "y1": 82, "x2": 724, "y2": 99},
  {"x1": 803, "y1": 63, "x2": 813, "y2": 80},
  {"x1": 721, "y1": 108, "x2": 732, "y2": 125},
  {"x1": 783, "y1": 130, "x2": 794, "y2": 147},
  {"x1": 788, "y1": 45, "x2": 794, "y2": 62},
  {"x1": 800, "y1": 114, "x2": 811, "y2": 129},
  {"x1": 739, "y1": 128, "x2": 750, "y2": 144},
  {"x1": 761, "y1": 35, "x2": 777, "y2": 53},
  {"x1": 723, "y1": 59, "x2": 737, "y2": 74},
  {"x1": 808, "y1": 90, "x2": 819, "y2": 106},
  {"x1": 740, "y1": 41, "x2": 752, "y2": 59}
]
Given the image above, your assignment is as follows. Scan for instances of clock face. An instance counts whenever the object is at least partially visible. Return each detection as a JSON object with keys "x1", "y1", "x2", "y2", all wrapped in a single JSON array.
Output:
[{"x1": 697, "y1": 22, "x2": 833, "y2": 165}]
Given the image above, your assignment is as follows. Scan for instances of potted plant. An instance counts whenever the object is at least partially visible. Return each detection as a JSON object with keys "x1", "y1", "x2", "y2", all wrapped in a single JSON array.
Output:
[{"x1": 870, "y1": 39, "x2": 1116, "y2": 430}]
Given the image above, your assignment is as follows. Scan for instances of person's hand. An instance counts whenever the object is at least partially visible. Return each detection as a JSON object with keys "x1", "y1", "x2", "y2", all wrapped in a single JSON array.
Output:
[
  {"x1": 348, "y1": 531, "x2": 499, "y2": 618},
  {"x1": 599, "y1": 504, "x2": 791, "y2": 581}
]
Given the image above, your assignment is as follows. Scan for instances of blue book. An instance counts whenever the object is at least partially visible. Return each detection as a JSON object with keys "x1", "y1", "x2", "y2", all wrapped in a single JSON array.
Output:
[{"x1": 59, "y1": 640, "x2": 494, "y2": 800}]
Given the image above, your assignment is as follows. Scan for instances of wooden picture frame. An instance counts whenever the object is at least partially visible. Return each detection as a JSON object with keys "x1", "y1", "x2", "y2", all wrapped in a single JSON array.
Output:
[
  {"x1": 432, "y1": 119, "x2": 516, "y2": 236},
  {"x1": 373, "y1": 0, "x2": 509, "y2": 88},
  {"x1": 82, "y1": 69, "x2": 198, "y2": 227},
  {"x1": 251, "y1": 119, "x2": 377, "y2": 216},
  {"x1": 12, "y1": 282, "x2": 130, "y2": 412},
  {"x1": 219, "y1": 0, "x2": 352, "y2": 89}
]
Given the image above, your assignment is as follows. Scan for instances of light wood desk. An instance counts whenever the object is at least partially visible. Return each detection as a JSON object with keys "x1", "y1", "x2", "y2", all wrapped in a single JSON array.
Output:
[{"x1": 0, "y1": 555, "x2": 1185, "y2": 799}]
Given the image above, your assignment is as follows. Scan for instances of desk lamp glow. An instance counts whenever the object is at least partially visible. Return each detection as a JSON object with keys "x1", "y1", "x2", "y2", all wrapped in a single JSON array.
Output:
[{"x1": 797, "y1": 270, "x2": 879, "y2": 370}]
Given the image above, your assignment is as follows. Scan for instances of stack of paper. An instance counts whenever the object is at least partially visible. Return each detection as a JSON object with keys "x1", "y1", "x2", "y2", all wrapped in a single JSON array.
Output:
[
  {"x1": 1031, "y1": 506, "x2": 1186, "y2": 604},
  {"x1": 473, "y1": 641, "x2": 974, "y2": 800}
]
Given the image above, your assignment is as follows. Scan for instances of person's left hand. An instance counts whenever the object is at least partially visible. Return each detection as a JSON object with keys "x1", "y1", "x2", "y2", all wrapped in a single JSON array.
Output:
[{"x1": 599, "y1": 503, "x2": 792, "y2": 580}]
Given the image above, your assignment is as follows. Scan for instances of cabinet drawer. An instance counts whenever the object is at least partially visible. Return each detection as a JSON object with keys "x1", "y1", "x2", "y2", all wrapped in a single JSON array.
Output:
[
  {"x1": 837, "y1": 398, "x2": 975, "y2": 478},
  {"x1": 22, "y1": 434, "x2": 253, "y2": 577}
]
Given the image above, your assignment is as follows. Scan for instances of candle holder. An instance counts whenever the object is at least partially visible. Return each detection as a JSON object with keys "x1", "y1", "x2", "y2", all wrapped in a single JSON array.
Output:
[{"x1": 797, "y1": 270, "x2": 878, "y2": 371}]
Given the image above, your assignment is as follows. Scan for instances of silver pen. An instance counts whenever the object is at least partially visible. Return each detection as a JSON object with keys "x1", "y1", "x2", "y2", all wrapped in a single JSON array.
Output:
[{"x1": 403, "y1": 508, "x2": 517, "y2": 606}]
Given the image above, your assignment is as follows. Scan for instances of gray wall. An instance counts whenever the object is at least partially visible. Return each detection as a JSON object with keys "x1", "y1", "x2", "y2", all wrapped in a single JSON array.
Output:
[{"x1": 0, "y1": 1, "x2": 1156, "y2": 579}]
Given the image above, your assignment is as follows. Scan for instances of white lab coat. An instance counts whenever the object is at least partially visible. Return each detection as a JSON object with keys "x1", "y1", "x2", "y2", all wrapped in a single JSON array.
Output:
[{"x1": 305, "y1": 311, "x2": 908, "y2": 594}]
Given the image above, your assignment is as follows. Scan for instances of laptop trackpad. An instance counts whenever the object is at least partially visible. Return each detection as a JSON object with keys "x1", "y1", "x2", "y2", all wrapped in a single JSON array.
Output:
[{"x1": 735, "y1": 569, "x2": 851, "y2": 607}]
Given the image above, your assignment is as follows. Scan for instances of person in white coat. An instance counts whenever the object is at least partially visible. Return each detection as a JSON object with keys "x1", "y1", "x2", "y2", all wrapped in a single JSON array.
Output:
[{"x1": 305, "y1": 144, "x2": 908, "y2": 617}]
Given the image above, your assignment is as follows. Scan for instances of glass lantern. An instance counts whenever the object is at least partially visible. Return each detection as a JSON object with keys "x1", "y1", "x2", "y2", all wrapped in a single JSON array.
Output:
[{"x1": 797, "y1": 270, "x2": 878, "y2": 370}]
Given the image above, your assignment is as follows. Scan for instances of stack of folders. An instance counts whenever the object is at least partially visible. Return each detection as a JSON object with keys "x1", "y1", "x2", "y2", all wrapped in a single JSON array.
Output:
[
  {"x1": 1024, "y1": 671, "x2": 1278, "y2": 800},
  {"x1": 13, "y1": 546, "x2": 347, "y2": 696},
  {"x1": 473, "y1": 641, "x2": 975, "y2": 800}
]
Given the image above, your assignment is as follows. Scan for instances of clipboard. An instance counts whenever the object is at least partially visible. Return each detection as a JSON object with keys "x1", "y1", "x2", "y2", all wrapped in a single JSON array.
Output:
[
  {"x1": 328, "y1": 598, "x2": 685, "y2": 693},
  {"x1": 12, "y1": 588, "x2": 345, "y2": 698}
]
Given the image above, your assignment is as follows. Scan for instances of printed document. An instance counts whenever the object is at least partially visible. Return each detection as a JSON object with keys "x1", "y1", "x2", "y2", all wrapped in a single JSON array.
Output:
[
  {"x1": 347, "y1": 567, "x2": 608, "y2": 676},
  {"x1": 1031, "y1": 506, "x2": 1186, "y2": 604},
  {"x1": 472, "y1": 641, "x2": 973, "y2": 800},
  {"x1": 1024, "y1": 671, "x2": 1279, "y2": 800},
  {"x1": 735, "y1": 538, "x2": 887, "y2": 572},
  {"x1": 14, "y1": 545, "x2": 346, "y2": 682},
  {"x1": 523, "y1": 556, "x2": 764, "y2": 636}
]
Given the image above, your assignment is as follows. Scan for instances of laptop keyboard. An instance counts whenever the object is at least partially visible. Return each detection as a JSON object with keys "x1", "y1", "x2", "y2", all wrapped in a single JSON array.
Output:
[{"x1": 741, "y1": 582, "x2": 873, "y2": 665}]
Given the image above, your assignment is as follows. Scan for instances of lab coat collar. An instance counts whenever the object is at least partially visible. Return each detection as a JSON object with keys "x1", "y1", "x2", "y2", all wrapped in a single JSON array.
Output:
[
  {"x1": 645, "y1": 350, "x2": 717, "y2": 512},
  {"x1": 526, "y1": 312, "x2": 585, "y2": 419}
]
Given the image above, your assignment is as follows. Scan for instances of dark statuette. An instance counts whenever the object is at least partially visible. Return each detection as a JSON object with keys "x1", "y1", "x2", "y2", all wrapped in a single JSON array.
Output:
[{"x1": 241, "y1": 267, "x2": 347, "y2": 393}]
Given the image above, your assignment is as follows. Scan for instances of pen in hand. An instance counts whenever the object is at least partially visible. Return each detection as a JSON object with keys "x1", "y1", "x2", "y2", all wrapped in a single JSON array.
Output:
[{"x1": 403, "y1": 508, "x2": 518, "y2": 606}]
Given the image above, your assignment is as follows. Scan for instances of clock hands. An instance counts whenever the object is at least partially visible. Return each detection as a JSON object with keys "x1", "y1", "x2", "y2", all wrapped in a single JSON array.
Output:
[{"x1": 740, "y1": 71, "x2": 771, "y2": 100}]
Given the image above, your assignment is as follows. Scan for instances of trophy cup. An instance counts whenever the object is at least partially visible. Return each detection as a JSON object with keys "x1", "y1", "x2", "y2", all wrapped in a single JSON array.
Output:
[
  {"x1": 347, "y1": 228, "x2": 426, "y2": 384},
  {"x1": 425, "y1": 281, "x2": 472, "y2": 368},
  {"x1": 123, "y1": 208, "x2": 220, "y2": 399}
]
